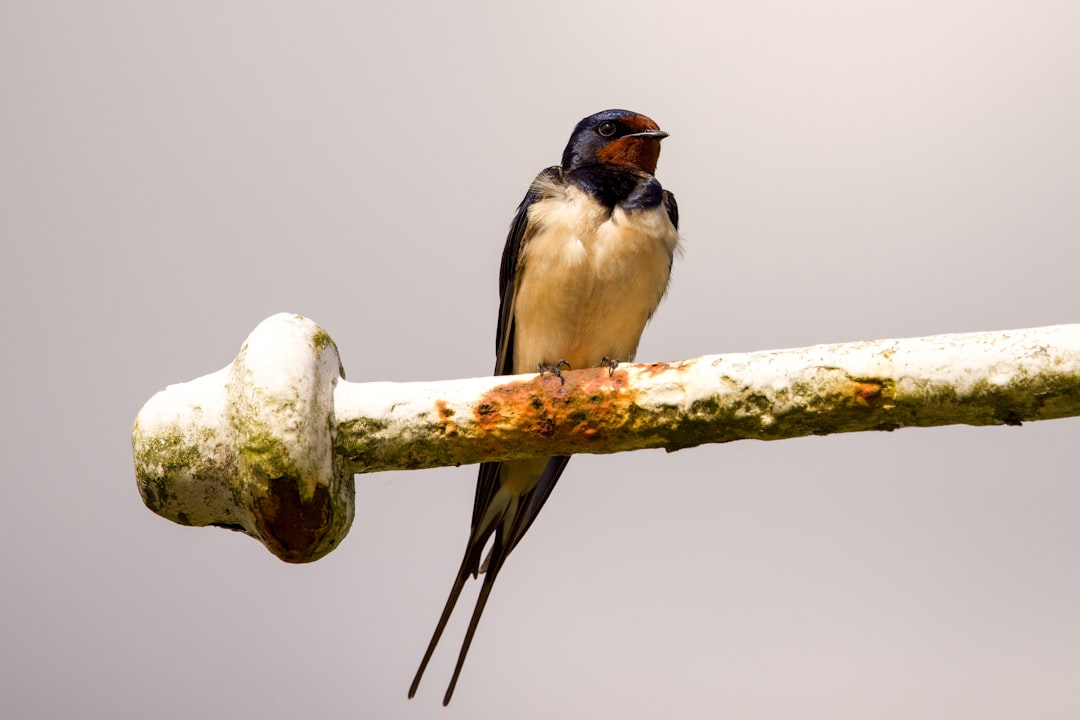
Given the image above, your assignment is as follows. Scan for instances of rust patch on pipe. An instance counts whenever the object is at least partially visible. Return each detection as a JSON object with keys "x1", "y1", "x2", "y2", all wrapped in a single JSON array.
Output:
[
  {"x1": 473, "y1": 367, "x2": 641, "y2": 451},
  {"x1": 435, "y1": 398, "x2": 460, "y2": 437},
  {"x1": 849, "y1": 378, "x2": 895, "y2": 409},
  {"x1": 254, "y1": 476, "x2": 331, "y2": 563},
  {"x1": 637, "y1": 360, "x2": 680, "y2": 378}
]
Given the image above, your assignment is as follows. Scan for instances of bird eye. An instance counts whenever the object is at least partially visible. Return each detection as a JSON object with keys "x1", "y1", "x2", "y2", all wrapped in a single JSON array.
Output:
[{"x1": 597, "y1": 121, "x2": 617, "y2": 137}]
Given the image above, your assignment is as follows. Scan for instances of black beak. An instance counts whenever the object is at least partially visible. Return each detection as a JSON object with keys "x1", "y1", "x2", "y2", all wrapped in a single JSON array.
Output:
[{"x1": 629, "y1": 129, "x2": 669, "y2": 140}]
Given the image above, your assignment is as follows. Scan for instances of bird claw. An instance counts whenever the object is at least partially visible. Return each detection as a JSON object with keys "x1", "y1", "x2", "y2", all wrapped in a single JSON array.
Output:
[
  {"x1": 538, "y1": 359, "x2": 571, "y2": 384},
  {"x1": 600, "y1": 356, "x2": 621, "y2": 377}
]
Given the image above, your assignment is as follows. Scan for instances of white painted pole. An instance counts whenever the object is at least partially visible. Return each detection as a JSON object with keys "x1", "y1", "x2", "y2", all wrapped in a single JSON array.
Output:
[{"x1": 132, "y1": 313, "x2": 1080, "y2": 561}]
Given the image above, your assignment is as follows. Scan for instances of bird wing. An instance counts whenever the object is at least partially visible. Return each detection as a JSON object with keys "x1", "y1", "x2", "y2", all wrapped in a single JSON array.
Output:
[
  {"x1": 471, "y1": 165, "x2": 564, "y2": 537},
  {"x1": 410, "y1": 166, "x2": 570, "y2": 705},
  {"x1": 493, "y1": 165, "x2": 563, "y2": 376},
  {"x1": 663, "y1": 188, "x2": 679, "y2": 231}
]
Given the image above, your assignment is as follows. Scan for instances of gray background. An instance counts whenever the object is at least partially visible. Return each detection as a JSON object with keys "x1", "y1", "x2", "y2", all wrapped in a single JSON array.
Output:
[{"x1": 4, "y1": 1, "x2": 1079, "y2": 717}]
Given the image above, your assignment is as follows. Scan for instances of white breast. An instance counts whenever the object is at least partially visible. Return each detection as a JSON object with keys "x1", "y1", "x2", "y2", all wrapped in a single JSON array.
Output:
[{"x1": 511, "y1": 183, "x2": 679, "y2": 374}]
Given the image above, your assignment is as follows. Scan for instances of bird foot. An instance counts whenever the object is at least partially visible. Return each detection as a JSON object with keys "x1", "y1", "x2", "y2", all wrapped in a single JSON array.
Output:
[
  {"x1": 538, "y1": 359, "x2": 571, "y2": 384},
  {"x1": 600, "y1": 356, "x2": 622, "y2": 377}
]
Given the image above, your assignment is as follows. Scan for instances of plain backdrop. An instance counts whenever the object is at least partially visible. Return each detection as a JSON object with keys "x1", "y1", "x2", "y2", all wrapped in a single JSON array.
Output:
[{"x1": 3, "y1": 2, "x2": 1079, "y2": 718}]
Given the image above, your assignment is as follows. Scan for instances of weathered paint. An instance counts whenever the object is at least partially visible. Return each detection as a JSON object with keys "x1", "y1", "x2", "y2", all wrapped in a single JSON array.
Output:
[
  {"x1": 133, "y1": 314, "x2": 353, "y2": 563},
  {"x1": 134, "y1": 316, "x2": 1080, "y2": 561}
]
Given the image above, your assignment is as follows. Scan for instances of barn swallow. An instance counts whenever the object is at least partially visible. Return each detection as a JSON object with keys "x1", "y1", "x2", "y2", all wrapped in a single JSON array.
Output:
[{"x1": 409, "y1": 109, "x2": 680, "y2": 704}]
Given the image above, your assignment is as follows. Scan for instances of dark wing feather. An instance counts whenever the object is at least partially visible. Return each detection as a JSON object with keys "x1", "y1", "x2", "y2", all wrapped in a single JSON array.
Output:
[
  {"x1": 494, "y1": 165, "x2": 563, "y2": 376},
  {"x1": 663, "y1": 189, "x2": 679, "y2": 230},
  {"x1": 411, "y1": 166, "x2": 567, "y2": 705},
  {"x1": 472, "y1": 166, "x2": 562, "y2": 533},
  {"x1": 437, "y1": 453, "x2": 569, "y2": 705},
  {"x1": 502, "y1": 455, "x2": 571, "y2": 555}
]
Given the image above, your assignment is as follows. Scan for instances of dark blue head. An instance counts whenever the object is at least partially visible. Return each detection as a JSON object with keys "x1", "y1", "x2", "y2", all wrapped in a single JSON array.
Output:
[{"x1": 560, "y1": 109, "x2": 669, "y2": 175}]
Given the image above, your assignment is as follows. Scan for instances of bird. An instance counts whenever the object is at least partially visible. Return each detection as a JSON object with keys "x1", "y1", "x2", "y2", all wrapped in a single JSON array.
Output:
[{"x1": 408, "y1": 109, "x2": 680, "y2": 704}]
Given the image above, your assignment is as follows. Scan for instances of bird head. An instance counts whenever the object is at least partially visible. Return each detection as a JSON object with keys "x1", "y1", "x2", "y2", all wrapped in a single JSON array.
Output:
[{"x1": 560, "y1": 109, "x2": 668, "y2": 175}]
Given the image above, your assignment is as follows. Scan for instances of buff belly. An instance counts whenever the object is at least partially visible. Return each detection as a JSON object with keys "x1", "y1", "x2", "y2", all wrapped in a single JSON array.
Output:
[{"x1": 511, "y1": 184, "x2": 679, "y2": 375}]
